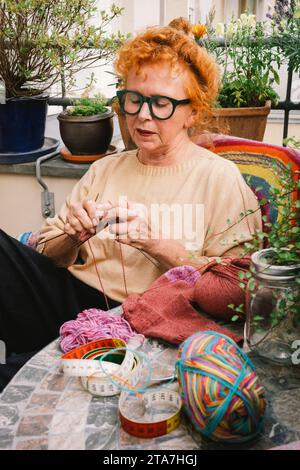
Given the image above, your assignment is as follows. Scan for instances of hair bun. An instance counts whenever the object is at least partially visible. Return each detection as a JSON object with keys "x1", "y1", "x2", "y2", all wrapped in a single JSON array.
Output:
[{"x1": 168, "y1": 17, "x2": 193, "y2": 35}]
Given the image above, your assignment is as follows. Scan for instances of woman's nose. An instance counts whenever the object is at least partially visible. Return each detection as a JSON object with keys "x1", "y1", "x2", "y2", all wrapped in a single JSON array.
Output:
[{"x1": 138, "y1": 101, "x2": 152, "y2": 120}]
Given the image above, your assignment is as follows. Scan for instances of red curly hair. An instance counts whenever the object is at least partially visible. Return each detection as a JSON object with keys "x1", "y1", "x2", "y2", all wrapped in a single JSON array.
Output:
[{"x1": 114, "y1": 17, "x2": 220, "y2": 132}]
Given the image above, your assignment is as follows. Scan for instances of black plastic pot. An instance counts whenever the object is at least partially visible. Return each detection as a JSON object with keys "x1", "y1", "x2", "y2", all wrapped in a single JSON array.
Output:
[
  {"x1": 0, "y1": 94, "x2": 48, "y2": 153},
  {"x1": 58, "y1": 110, "x2": 114, "y2": 155}
]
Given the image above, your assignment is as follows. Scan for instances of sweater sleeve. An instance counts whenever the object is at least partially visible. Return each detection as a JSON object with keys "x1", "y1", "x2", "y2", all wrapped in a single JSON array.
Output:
[
  {"x1": 36, "y1": 162, "x2": 99, "y2": 253},
  {"x1": 200, "y1": 158, "x2": 262, "y2": 264}
]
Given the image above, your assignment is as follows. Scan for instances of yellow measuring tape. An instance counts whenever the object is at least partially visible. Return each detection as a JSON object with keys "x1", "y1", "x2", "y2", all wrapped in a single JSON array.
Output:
[{"x1": 61, "y1": 338, "x2": 182, "y2": 438}]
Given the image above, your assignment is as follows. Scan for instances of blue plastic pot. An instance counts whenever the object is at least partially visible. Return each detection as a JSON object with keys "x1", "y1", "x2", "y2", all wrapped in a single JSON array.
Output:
[{"x1": 0, "y1": 94, "x2": 48, "y2": 153}]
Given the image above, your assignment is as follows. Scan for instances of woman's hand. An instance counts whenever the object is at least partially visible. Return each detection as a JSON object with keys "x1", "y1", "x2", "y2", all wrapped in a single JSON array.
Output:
[
  {"x1": 64, "y1": 199, "x2": 113, "y2": 242},
  {"x1": 102, "y1": 201, "x2": 159, "y2": 250},
  {"x1": 102, "y1": 200, "x2": 197, "y2": 270},
  {"x1": 42, "y1": 199, "x2": 113, "y2": 268}
]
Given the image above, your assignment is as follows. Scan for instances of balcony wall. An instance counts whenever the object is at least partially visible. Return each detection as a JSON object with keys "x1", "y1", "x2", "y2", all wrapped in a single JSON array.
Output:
[{"x1": 0, "y1": 174, "x2": 77, "y2": 237}]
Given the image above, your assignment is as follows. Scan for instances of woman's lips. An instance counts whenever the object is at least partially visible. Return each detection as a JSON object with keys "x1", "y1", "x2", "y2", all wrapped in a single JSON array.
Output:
[{"x1": 136, "y1": 129, "x2": 156, "y2": 137}]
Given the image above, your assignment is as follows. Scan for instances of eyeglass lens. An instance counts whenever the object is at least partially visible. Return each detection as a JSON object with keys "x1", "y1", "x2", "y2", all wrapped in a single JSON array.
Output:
[{"x1": 122, "y1": 92, "x2": 174, "y2": 119}]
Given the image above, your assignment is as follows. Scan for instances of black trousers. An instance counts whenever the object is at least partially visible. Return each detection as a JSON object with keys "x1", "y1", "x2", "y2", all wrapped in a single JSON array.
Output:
[{"x1": 0, "y1": 229, "x2": 120, "y2": 391}]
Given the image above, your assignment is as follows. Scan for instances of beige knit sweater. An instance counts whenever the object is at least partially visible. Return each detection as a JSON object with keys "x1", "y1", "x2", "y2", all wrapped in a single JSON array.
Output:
[{"x1": 38, "y1": 148, "x2": 262, "y2": 301}]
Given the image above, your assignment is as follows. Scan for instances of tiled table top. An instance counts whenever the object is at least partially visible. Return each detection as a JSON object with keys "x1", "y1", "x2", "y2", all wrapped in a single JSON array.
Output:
[{"x1": 1, "y1": 321, "x2": 300, "y2": 450}]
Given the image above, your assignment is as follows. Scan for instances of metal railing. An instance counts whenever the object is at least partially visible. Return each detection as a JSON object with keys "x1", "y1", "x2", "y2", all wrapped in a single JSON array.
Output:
[{"x1": 277, "y1": 65, "x2": 300, "y2": 141}]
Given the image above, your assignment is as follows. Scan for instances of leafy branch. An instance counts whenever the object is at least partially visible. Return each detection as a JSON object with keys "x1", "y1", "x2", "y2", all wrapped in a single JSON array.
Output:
[{"x1": 0, "y1": 1, "x2": 127, "y2": 98}]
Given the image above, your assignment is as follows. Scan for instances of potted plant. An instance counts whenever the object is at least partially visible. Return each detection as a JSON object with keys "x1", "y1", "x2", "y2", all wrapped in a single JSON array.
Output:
[
  {"x1": 0, "y1": 0, "x2": 125, "y2": 161},
  {"x1": 227, "y1": 144, "x2": 300, "y2": 364},
  {"x1": 193, "y1": 11, "x2": 283, "y2": 141},
  {"x1": 58, "y1": 95, "x2": 115, "y2": 162}
]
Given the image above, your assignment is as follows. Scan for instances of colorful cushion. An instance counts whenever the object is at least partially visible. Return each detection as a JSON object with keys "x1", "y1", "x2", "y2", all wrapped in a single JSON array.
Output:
[{"x1": 194, "y1": 134, "x2": 300, "y2": 228}]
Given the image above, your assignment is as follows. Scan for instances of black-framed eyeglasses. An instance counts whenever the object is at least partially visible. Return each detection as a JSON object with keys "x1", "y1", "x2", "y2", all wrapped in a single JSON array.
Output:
[{"x1": 116, "y1": 90, "x2": 191, "y2": 120}]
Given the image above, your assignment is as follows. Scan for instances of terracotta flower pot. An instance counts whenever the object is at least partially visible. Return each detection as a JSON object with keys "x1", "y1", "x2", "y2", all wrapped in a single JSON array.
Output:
[
  {"x1": 111, "y1": 100, "x2": 137, "y2": 151},
  {"x1": 211, "y1": 101, "x2": 271, "y2": 142}
]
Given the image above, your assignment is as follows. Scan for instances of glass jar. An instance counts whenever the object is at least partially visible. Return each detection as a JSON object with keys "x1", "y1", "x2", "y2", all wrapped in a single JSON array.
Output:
[{"x1": 245, "y1": 248, "x2": 300, "y2": 365}]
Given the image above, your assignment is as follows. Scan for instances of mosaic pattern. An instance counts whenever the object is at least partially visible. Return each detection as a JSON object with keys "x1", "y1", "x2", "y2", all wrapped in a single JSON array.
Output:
[{"x1": 0, "y1": 314, "x2": 300, "y2": 450}]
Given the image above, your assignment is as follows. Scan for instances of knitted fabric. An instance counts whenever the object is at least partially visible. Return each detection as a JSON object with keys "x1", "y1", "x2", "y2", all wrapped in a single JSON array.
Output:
[
  {"x1": 123, "y1": 265, "x2": 242, "y2": 345},
  {"x1": 164, "y1": 265, "x2": 201, "y2": 285},
  {"x1": 193, "y1": 256, "x2": 251, "y2": 320}
]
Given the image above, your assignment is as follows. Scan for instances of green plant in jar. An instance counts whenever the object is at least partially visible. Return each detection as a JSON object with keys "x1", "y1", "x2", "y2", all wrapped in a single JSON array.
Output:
[{"x1": 227, "y1": 142, "x2": 300, "y2": 363}]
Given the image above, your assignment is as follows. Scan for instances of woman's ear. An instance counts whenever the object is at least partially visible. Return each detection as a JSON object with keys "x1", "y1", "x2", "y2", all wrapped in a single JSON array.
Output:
[{"x1": 184, "y1": 108, "x2": 198, "y2": 129}]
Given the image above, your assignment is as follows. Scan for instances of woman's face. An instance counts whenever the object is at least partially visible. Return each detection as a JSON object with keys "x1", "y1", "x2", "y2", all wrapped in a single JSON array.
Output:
[{"x1": 124, "y1": 61, "x2": 193, "y2": 154}]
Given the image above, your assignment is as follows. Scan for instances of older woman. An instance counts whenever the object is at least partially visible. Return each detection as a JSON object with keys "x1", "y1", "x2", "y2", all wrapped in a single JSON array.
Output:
[
  {"x1": 0, "y1": 18, "x2": 261, "y2": 389},
  {"x1": 39, "y1": 19, "x2": 261, "y2": 298}
]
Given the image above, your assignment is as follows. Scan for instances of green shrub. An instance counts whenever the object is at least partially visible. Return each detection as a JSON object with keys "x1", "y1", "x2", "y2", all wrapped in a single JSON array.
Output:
[{"x1": 67, "y1": 96, "x2": 107, "y2": 116}]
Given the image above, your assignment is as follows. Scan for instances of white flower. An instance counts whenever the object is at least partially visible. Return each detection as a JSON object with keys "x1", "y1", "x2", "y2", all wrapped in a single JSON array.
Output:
[
  {"x1": 215, "y1": 22, "x2": 224, "y2": 37},
  {"x1": 240, "y1": 13, "x2": 248, "y2": 25},
  {"x1": 226, "y1": 22, "x2": 237, "y2": 38},
  {"x1": 240, "y1": 12, "x2": 256, "y2": 28},
  {"x1": 248, "y1": 14, "x2": 256, "y2": 27},
  {"x1": 263, "y1": 20, "x2": 272, "y2": 36}
]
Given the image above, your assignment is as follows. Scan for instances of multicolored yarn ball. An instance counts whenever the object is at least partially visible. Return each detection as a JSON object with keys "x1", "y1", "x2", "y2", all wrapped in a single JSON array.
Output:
[{"x1": 176, "y1": 331, "x2": 267, "y2": 443}]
